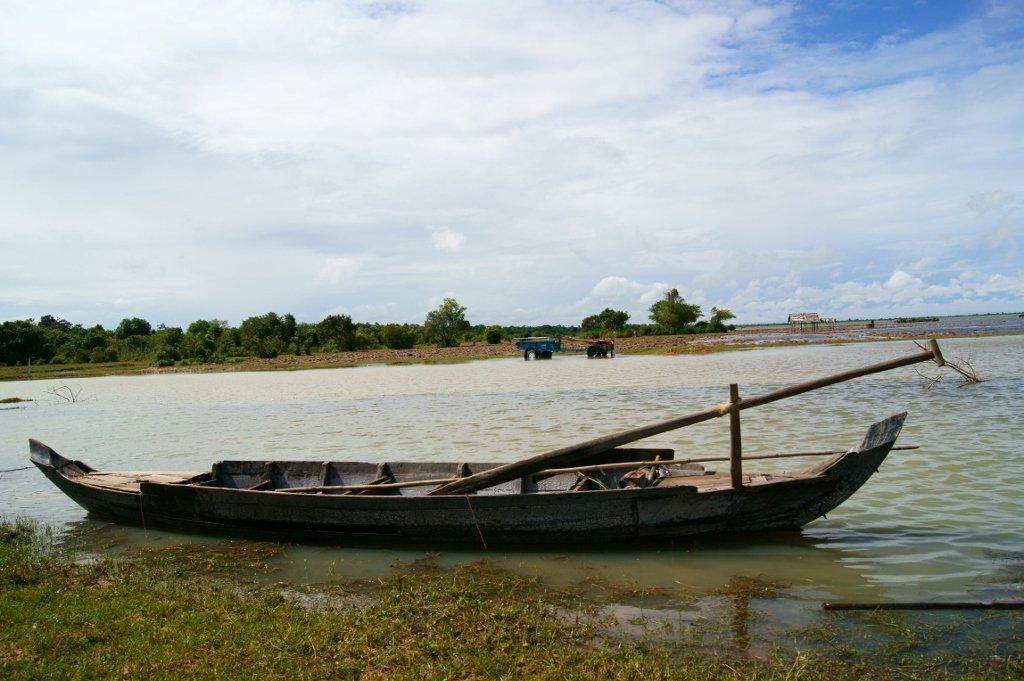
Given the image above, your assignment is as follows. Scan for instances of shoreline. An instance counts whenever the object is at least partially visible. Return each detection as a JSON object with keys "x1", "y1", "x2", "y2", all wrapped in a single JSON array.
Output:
[
  {"x1": 154, "y1": 322, "x2": 969, "y2": 374},
  {"x1": 1, "y1": 322, "x2": 1015, "y2": 383}
]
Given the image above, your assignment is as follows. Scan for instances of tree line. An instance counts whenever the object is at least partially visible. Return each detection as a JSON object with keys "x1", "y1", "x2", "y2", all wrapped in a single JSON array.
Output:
[{"x1": 0, "y1": 291, "x2": 734, "y2": 367}]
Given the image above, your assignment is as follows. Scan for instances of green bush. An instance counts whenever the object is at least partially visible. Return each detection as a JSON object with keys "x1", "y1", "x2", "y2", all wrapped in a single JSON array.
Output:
[{"x1": 382, "y1": 324, "x2": 418, "y2": 350}]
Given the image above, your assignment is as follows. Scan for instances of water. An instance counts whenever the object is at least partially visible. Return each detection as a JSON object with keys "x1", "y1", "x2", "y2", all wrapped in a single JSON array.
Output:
[{"x1": 2, "y1": 334, "x2": 1022, "y2": 653}]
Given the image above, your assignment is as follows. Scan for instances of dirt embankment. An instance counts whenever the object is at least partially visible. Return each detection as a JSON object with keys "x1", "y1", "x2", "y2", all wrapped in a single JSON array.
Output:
[
  {"x1": 191, "y1": 322, "x2": 918, "y2": 373},
  {"x1": 224, "y1": 334, "x2": 725, "y2": 370}
]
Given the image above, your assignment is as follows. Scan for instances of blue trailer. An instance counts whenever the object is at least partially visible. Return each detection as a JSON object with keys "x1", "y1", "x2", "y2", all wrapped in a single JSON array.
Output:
[{"x1": 514, "y1": 337, "x2": 615, "y2": 360}]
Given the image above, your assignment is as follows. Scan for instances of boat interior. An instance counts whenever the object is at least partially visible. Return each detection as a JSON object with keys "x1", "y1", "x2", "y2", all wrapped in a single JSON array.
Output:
[{"x1": 55, "y1": 446, "x2": 821, "y2": 497}]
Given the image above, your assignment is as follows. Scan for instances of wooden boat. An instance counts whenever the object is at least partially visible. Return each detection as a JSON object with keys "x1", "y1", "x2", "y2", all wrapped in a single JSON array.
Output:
[
  {"x1": 31, "y1": 341, "x2": 948, "y2": 545},
  {"x1": 29, "y1": 412, "x2": 906, "y2": 544}
]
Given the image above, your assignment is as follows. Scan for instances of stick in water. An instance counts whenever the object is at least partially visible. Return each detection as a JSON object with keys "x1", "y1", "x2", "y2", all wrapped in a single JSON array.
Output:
[{"x1": 823, "y1": 600, "x2": 1024, "y2": 611}]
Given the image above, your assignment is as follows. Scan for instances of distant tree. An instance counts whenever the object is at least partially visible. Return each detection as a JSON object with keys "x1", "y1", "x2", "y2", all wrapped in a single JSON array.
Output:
[
  {"x1": 382, "y1": 323, "x2": 418, "y2": 350},
  {"x1": 484, "y1": 325, "x2": 503, "y2": 344},
  {"x1": 156, "y1": 326, "x2": 183, "y2": 349},
  {"x1": 38, "y1": 314, "x2": 72, "y2": 331},
  {"x1": 153, "y1": 326, "x2": 183, "y2": 365},
  {"x1": 353, "y1": 325, "x2": 380, "y2": 350},
  {"x1": 649, "y1": 288, "x2": 701, "y2": 334},
  {"x1": 119, "y1": 334, "x2": 149, "y2": 360},
  {"x1": 239, "y1": 312, "x2": 289, "y2": 358},
  {"x1": 281, "y1": 313, "x2": 297, "y2": 347},
  {"x1": 423, "y1": 298, "x2": 470, "y2": 348},
  {"x1": 581, "y1": 308, "x2": 630, "y2": 333},
  {"x1": 182, "y1": 319, "x2": 229, "y2": 362},
  {"x1": 708, "y1": 307, "x2": 736, "y2": 332},
  {"x1": 186, "y1": 319, "x2": 218, "y2": 337},
  {"x1": 316, "y1": 314, "x2": 356, "y2": 352},
  {"x1": 0, "y1": 320, "x2": 48, "y2": 365},
  {"x1": 293, "y1": 322, "x2": 318, "y2": 355},
  {"x1": 48, "y1": 324, "x2": 113, "y2": 364},
  {"x1": 503, "y1": 324, "x2": 580, "y2": 339},
  {"x1": 114, "y1": 317, "x2": 152, "y2": 339}
]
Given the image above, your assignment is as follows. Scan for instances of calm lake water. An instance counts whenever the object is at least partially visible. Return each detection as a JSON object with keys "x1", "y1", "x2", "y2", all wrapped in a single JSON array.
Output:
[{"x1": 2, "y1": 329, "x2": 1022, "y2": 654}]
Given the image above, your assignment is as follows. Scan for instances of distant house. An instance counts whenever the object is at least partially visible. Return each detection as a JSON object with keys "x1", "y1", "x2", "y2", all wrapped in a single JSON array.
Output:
[{"x1": 787, "y1": 313, "x2": 836, "y2": 331}]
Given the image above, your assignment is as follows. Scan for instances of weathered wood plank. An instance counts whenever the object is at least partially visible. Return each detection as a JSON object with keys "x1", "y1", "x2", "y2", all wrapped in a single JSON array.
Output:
[{"x1": 79, "y1": 472, "x2": 203, "y2": 492}]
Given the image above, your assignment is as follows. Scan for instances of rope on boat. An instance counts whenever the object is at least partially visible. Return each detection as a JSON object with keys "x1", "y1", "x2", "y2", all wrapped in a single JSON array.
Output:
[
  {"x1": 464, "y1": 494, "x2": 488, "y2": 551},
  {"x1": 0, "y1": 465, "x2": 33, "y2": 473}
]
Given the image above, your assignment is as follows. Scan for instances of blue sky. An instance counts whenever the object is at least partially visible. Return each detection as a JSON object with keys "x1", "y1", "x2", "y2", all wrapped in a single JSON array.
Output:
[
  {"x1": 1, "y1": 0, "x2": 1022, "y2": 329},
  {"x1": 790, "y1": 1, "x2": 978, "y2": 46}
]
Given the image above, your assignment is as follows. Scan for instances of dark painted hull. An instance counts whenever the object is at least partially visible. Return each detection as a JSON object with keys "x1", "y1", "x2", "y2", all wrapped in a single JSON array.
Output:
[{"x1": 30, "y1": 413, "x2": 905, "y2": 544}]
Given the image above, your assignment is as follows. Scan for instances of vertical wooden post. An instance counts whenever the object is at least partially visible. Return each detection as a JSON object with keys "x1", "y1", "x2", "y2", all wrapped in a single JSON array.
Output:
[
  {"x1": 928, "y1": 338, "x2": 945, "y2": 366},
  {"x1": 729, "y1": 384, "x2": 743, "y2": 489}
]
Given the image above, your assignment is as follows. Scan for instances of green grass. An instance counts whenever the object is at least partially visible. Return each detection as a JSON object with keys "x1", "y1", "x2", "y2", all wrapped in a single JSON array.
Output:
[
  {"x1": 0, "y1": 354, "x2": 491, "y2": 383},
  {"x1": 0, "y1": 361, "x2": 153, "y2": 382},
  {"x1": 2, "y1": 520, "x2": 1022, "y2": 680}
]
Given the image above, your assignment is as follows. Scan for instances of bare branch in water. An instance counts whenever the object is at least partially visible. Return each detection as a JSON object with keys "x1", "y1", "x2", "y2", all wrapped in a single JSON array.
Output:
[
  {"x1": 914, "y1": 341, "x2": 983, "y2": 386},
  {"x1": 46, "y1": 382, "x2": 83, "y2": 403}
]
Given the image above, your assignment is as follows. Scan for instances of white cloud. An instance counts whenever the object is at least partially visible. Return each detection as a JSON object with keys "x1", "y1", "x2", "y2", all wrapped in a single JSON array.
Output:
[
  {"x1": 592, "y1": 276, "x2": 660, "y2": 300},
  {"x1": 0, "y1": 1, "x2": 1022, "y2": 327},
  {"x1": 316, "y1": 257, "x2": 360, "y2": 285},
  {"x1": 884, "y1": 270, "x2": 924, "y2": 296},
  {"x1": 431, "y1": 227, "x2": 466, "y2": 253}
]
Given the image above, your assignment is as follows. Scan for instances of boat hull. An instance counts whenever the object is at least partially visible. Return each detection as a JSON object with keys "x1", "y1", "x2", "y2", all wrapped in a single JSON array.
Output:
[{"x1": 30, "y1": 413, "x2": 905, "y2": 545}]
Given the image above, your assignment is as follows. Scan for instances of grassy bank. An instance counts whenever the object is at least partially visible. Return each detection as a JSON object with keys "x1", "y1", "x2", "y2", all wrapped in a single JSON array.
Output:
[
  {"x1": 0, "y1": 360, "x2": 153, "y2": 382},
  {"x1": 0, "y1": 350, "x2": 501, "y2": 383},
  {"x1": 2, "y1": 520, "x2": 1019, "y2": 680}
]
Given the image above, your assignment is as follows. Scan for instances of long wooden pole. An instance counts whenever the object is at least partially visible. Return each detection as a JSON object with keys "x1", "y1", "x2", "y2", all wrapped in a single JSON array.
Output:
[
  {"x1": 427, "y1": 342, "x2": 942, "y2": 496},
  {"x1": 729, "y1": 383, "x2": 743, "y2": 489}
]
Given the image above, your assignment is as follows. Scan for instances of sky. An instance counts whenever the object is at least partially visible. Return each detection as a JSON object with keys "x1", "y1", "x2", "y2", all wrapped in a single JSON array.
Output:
[{"x1": 1, "y1": 0, "x2": 1022, "y2": 329}]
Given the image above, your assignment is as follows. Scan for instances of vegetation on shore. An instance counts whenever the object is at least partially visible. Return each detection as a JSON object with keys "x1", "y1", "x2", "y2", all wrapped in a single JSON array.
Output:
[
  {"x1": 895, "y1": 316, "x2": 941, "y2": 324},
  {"x1": 1, "y1": 520, "x2": 1020, "y2": 680},
  {"x1": 0, "y1": 324, "x2": 998, "y2": 384},
  {"x1": 0, "y1": 290, "x2": 735, "y2": 373},
  {"x1": 2, "y1": 303, "x2": 1017, "y2": 384}
]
